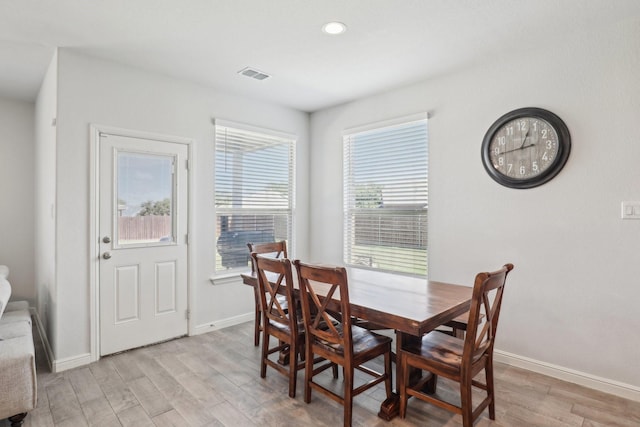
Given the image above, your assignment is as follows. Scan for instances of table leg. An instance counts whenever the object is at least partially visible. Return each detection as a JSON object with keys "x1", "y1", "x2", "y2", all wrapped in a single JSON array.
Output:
[
  {"x1": 377, "y1": 331, "x2": 438, "y2": 420},
  {"x1": 377, "y1": 331, "x2": 417, "y2": 420}
]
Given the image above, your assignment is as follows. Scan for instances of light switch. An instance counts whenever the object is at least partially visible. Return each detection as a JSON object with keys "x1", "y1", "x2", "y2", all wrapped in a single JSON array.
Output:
[{"x1": 621, "y1": 201, "x2": 640, "y2": 219}]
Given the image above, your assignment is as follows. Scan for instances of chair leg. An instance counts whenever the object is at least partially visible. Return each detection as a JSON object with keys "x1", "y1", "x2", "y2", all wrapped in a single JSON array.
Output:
[
  {"x1": 253, "y1": 289, "x2": 261, "y2": 347},
  {"x1": 288, "y1": 341, "x2": 298, "y2": 398},
  {"x1": 425, "y1": 372, "x2": 438, "y2": 393},
  {"x1": 304, "y1": 344, "x2": 313, "y2": 403},
  {"x1": 486, "y1": 358, "x2": 496, "y2": 420},
  {"x1": 260, "y1": 328, "x2": 269, "y2": 378},
  {"x1": 460, "y1": 376, "x2": 474, "y2": 427},
  {"x1": 343, "y1": 366, "x2": 354, "y2": 427}
]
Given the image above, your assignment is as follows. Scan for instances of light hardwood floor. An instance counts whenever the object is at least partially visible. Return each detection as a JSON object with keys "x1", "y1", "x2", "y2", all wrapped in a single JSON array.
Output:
[{"x1": 3, "y1": 321, "x2": 639, "y2": 427}]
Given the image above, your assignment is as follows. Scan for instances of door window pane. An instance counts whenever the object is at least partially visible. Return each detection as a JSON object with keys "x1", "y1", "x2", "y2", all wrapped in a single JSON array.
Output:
[{"x1": 116, "y1": 152, "x2": 174, "y2": 246}]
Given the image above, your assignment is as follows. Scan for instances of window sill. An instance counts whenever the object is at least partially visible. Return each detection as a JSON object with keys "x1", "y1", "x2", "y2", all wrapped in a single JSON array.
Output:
[{"x1": 210, "y1": 272, "x2": 245, "y2": 286}]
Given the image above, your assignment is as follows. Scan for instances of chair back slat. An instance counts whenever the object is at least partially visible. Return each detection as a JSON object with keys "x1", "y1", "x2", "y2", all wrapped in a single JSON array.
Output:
[{"x1": 464, "y1": 264, "x2": 513, "y2": 364}]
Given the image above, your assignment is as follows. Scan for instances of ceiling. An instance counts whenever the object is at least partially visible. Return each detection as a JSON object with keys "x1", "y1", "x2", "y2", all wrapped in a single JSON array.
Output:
[{"x1": 1, "y1": 0, "x2": 639, "y2": 112}]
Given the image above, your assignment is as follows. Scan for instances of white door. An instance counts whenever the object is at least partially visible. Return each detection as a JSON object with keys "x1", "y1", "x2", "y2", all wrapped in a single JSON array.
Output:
[{"x1": 98, "y1": 133, "x2": 189, "y2": 356}]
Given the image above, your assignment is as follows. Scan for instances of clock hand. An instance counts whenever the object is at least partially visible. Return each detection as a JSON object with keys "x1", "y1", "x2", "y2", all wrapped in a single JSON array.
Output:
[
  {"x1": 519, "y1": 127, "x2": 531, "y2": 149},
  {"x1": 501, "y1": 143, "x2": 536, "y2": 155}
]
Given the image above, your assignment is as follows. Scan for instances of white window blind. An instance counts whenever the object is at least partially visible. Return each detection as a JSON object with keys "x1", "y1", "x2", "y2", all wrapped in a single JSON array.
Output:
[
  {"x1": 214, "y1": 121, "x2": 295, "y2": 273},
  {"x1": 343, "y1": 117, "x2": 428, "y2": 277}
]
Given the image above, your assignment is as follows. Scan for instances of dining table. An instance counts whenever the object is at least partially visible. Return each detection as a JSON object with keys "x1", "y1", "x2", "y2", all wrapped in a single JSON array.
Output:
[{"x1": 240, "y1": 265, "x2": 473, "y2": 420}]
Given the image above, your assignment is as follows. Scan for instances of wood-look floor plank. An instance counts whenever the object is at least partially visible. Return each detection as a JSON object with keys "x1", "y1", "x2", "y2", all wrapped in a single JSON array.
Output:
[
  {"x1": 88, "y1": 359, "x2": 120, "y2": 388},
  {"x1": 625, "y1": 399, "x2": 640, "y2": 424},
  {"x1": 67, "y1": 367, "x2": 105, "y2": 404},
  {"x1": 151, "y1": 409, "x2": 190, "y2": 427},
  {"x1": 99, "y1": 380, "x2": 139, "y2": 414},
  {"x1": 127, "y1": 376, "x2": 173, "y2": 417},
  {"x1": 208, "y1": 400, "x2": 256, "y2": 427},
  {"x1": 110, "y1": 352, "x2": 146, "y2": 383},
  {"x1": 45, "y1": 379, "x2": 84, "y2": 424},
  {"x1": 169, "y1": 394, "x2": 222, "y2": 427},
  {"x1": 50, "y1": 415, "x2": 89, "y2": 427},
  {"x1": 78, "y1": 396, "x2": 120, "y2": 427},
  {"x1": 571, "y1": 402, "x2": 638, "y2": 427},
  {"x1": 22, "y1": 407, "x2": 56, "y2": 427},
  {"x1": 154, "y1": 352, "x2": 191, "y2": 378},
  {"x1": 141, "y1": 366, "x2": 190, "y2": 402},
  {"x1": 116, "y1": 404, "x2": 155, "y2": 427},
  {"x1": 173, "y1": 370, "x2": 226, "y2": 406}
]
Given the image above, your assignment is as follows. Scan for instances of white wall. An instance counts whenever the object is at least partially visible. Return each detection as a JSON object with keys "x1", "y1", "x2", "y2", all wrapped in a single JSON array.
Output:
[
  {"x1": 34, "y1": 50, "x2": 58, "y2": 346},
  {"x1": 310, "y1": 17, "x2": 640, "y2": 390},
  {"x1": 0, "y1": 96, "x2": 35, "y2": 303},
  {"x1": 52, "y1": 50, "x2": 309, "y2": 361}
]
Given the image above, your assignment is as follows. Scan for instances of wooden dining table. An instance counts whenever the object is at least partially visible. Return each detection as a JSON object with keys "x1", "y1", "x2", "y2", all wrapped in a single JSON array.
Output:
[{"x1": 240, "y1": 266, "x2": 473, "y2": 420}]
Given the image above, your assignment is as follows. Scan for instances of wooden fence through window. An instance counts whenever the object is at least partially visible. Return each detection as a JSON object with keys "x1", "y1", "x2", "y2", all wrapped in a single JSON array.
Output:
[{"x1": 118, "y1": 215, "x2": 172, "y2": 241}]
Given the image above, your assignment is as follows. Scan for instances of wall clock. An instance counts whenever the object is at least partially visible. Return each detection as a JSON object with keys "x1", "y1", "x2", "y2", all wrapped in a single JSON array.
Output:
[{"x1": 481, "y1": 107, "x2": 571, "y2": 189}]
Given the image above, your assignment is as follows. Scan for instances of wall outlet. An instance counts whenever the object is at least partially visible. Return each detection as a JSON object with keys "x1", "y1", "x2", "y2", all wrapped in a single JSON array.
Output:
[{"x1": 621, "y1": 201, "x2": 640, "y2": 219}]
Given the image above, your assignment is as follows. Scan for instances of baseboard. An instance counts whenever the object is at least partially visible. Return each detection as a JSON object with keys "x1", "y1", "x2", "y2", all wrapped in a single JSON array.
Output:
[
  {"x1": 31, "y1": 308, "x2": 53, "y2": 372},
  {"x1": 52, "y1": 353, "x2": 93, "y2": 373},
  {"x1": 494, "y1": 349, "x2": 640, "y2": 402},
  {"x1": 32, "y1": 307, "x2": 94, "y2": 373},
  {"x1": 193, "y1": 312, "x2": 253, "y2": 336}
]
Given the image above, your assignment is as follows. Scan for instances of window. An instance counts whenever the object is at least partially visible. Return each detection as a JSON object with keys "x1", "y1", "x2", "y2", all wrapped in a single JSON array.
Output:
[
  {"x1": 343, "y1": 115, "x2": 428, "y2": 277},
  {"x1": 214, "y1": 120, "x2": 295, "y2": 274}
]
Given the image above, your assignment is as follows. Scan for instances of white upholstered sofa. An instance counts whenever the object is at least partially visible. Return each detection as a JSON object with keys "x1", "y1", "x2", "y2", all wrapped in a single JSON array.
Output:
[{"x1": 0, "y1": 265, "x2": 36, "y2": 427}]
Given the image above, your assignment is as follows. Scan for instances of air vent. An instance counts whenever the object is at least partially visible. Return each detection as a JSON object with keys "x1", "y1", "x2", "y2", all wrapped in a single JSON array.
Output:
[{"x1": 238, "y1": 67, "x2": 271, "y2": 81}]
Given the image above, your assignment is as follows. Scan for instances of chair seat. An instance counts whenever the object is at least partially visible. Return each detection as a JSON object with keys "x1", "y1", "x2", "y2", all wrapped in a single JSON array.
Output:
[
  {"x1": 317, "y1": 324, "x2": 392, "y2": 356},
  {"x1": 267, "y1": 317, "x2": 304, "y2": 336},
  {"x1": 404, "y1": 330, "x2": 485, "y2": 375}
]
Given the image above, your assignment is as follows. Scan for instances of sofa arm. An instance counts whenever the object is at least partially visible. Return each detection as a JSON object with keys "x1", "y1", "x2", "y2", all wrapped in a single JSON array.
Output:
[{"x1": 0, "y1": 335, "x2": 37, "y2": 419}]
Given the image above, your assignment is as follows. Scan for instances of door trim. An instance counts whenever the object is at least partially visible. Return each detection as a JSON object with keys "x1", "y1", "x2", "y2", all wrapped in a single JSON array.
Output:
[{"x1": 89, "y1": 124, "x2": 195, "y2": 362}]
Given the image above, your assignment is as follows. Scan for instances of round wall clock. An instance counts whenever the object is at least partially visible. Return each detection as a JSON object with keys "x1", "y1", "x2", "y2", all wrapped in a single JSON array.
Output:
[{"x1": 481, "y1": 107, "x2": 571, "y2": 189}]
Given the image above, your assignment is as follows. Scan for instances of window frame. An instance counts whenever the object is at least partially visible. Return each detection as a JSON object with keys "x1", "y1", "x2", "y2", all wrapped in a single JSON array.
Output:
[
  {"x1": 213, "y1": 119, "x2": 296, "y2": 280},
  {"x1": 342, "y1": 113, "x2": 428, "y2": 278}
]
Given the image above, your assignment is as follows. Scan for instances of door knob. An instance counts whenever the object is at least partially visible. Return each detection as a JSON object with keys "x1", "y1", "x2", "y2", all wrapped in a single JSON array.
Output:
[
  {"x1": 102, "y1": 252, "x2": 112, "y2": 260},
  {"x1": 102, "y1": 236, "x2": 111, "y2": 243}
]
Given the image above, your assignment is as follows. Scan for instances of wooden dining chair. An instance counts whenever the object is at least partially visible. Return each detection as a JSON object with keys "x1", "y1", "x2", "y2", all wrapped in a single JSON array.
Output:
[
  {"x1": 398, "y1": 263, "x2": 514, "y2": 427},
  {"x1": 293, "y1": 260, "x2": 393, "y2": 427},
  {"x1": 252, "y1": 252, "x2": 303, "y2": 398},
  {"x1": 247, "y1": 241, "x2": 288, "y2": 346}
]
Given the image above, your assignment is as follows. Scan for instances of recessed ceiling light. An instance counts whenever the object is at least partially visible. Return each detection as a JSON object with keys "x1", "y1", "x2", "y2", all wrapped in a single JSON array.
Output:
[{"x1": 322, "y1": 21, "x2": 347, "y2": 35}]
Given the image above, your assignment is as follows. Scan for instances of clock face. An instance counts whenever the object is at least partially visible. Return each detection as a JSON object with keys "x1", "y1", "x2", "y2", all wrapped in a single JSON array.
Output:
[
  {"x1": 488, "y1": 117, "x2": 558, "y2": 179},
  {"x1": 481, "y1": 108, "x2": 570, "y2": 189}
]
